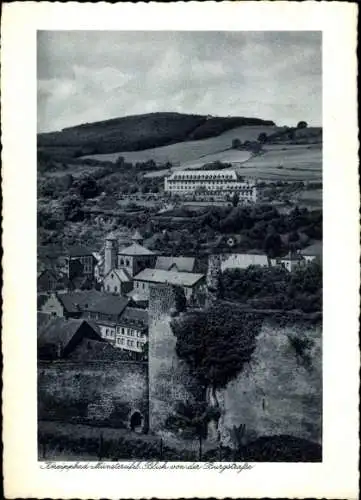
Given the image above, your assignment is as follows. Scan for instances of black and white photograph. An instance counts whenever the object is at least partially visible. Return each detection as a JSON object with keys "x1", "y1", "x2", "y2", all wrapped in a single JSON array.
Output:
[
  {"x1": 36, "y1": 30, "x2": 324, "y2": 463},
  {"x1": 37, "y1": 31, "x2": 322, "y2": 462},
  {"x1": 2, "y1": 2, "x2": 359, "y2": 499}
]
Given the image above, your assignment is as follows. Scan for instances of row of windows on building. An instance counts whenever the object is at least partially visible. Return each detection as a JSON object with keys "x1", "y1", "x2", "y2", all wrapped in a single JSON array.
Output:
[
  {"x1": 86, "y1": 311, "x2": 114, "y2": 321},
  {"x1": 171, "y1": 174, "x2": 238, "y2": 181},
  {"x1": 103, "y1": 327, "x2": 144, "y2": 338},
  {"x1": 169, "y1": 185, "x2": 254, "y2": 193},
  {"x1": 116, "y1": 257, "x2": 153, "y2": 267},
  {"x1": 115, "y1": 337, "x2": 144, "y2": 348},
  {"x1": 79, "y1": 257, "x2": 93, "y2": 273}
]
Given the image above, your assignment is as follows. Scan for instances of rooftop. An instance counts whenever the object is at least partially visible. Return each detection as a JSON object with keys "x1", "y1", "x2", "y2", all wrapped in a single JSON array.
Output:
[
  {"x1": 300, "y1": 241, "x2": 322, "y2": 257},
  {"x1": 155, "y1": 256, "x2": 196, "y2": 273},
  {"x1": 118, "y1": 242, "x2": 155, "y2": 257},
  {"x1": 132, "y1": 229, "x2": 143, "y2": 242},
  {"x1": 56, "y1": 290, "x2": 129, "y2": 315},
  {"x1": 65, "y1": 245, "x2": 95, "y2": 258},
  {"x1": 37, "y1": 316, "x2": 100, "y2": 350},
  {"x1": 104, "y1": 268, "x2": 132, "y2": 282},
  {"x1": 133, "y1": 268, "x2": 205, "y2": 287},
  {"x1": 118, "y1": 307, "x2": 149, "y2": 328}
]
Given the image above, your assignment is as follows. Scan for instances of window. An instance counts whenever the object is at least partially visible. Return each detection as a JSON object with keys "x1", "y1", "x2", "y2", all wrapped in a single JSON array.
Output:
[
  {"x1": 121, "y1": 327, "x2": 125, "y2": 334},
  {"x1": 120, "y1": 258, "x2": 124, "y2": 266},
  {"x1": 142, "y1": 283, "x2": 145, "y2": 289},
  {"x1": 111, "y1": 274, "x2": 114, "y2": 279},
  {"x1": 107, "y1": 285, "x2": 110, "y2": 292},
  {"x1": 120, "y1": 338, "x2": 124, "y2": 345},
  {"x1": 114, "y1": 286, "x2": 118, "y2": 293},
  {"x1": 126, "y1": 259, "x2": 130, "y2": 266}
]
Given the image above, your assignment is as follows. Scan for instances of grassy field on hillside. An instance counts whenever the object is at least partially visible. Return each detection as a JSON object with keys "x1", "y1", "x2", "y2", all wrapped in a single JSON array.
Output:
[
  {"x1": 81, "y1": 125, "x2": 282, "y2": 165},
  {"x1": 234, "y1": 145, "x2": 322, "y2": 181}
]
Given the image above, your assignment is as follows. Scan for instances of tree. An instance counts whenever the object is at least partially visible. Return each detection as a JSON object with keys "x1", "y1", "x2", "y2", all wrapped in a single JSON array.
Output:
[
  {"x1": 78, "y1": 176, "x2": 99, "y2": 199},
  {"x1": 62, "y1": 196, "x2": 85, "y2": 222},
  {"x1": 171, "y1": 303, "x2": 261, "y2": 440},
  {"x1": 165, "y1": 401, "x2": 212, "y2": 459},
  {"x1": 263, "y1": 229, "x2": 282, "y2": 258},
  {"x1": 231, "y1": 192, "x2": 240, "y2": 207},
  {"x1": 287, "y1": 129, "x2": 295, "y2": 140},
  {"x1": 232, "y1": 138, "x2": 241, "y2": 149},
  {"x1": 258, "y1": 132, "x2": 268, "y2": 144},
  {"x1": 297, "y1": 121, "x2": 308, "y2": 129},
  {"x1": 173, "y1": 285, "x2": 187, "y2": 313}
]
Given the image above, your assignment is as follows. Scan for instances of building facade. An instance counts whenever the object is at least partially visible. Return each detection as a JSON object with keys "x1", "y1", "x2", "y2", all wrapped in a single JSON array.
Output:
[
  {"x1": 132, "y1": 268, "x2": 205, "y2": 302},
  {"x1": 102, "y1": 268, "x2": 133, "y2": 295},
  {"x1": 164, "y1": 169, "x2": 257, "y2": 202}
]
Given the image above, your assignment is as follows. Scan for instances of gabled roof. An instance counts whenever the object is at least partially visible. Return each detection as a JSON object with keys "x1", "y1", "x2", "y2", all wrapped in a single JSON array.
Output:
[
  {"x1": 132, "y1": 229, "x2": 143, "y2": 242},
  {"x1": 56, "y1": 291, "x2": 129, "y2": 315},
  {"x1": 133, "y1": 268, "x2": 205, "y2": 287},
  {"x1": 118, "y1": 243, "x2": 155, "y2": 256},
  {"x1": 300, "y1": 241, "x2": 322, "y2": 257},
  {"x1": 38, "y1": 316, "x2": 86, "y2": 350},
  {"x1": 103, "y1": 268, "x2": 132, "y2": 283},
  {"x1": 155, "y1": 256, "x2": 196, "y2": 273}
]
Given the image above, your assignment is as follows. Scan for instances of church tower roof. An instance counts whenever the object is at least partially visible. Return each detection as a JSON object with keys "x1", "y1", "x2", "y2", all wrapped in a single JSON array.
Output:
[{"x1": 131, "y1": 229, "x2": 143, "y2": 243}]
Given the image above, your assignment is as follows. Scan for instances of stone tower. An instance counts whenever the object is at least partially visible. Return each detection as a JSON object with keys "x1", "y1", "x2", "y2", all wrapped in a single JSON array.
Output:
[
  {"x1": 206, "y1": 253, "x2": 222, "y2": 305},
  {"x1": 104, "y1": 232, "x2": 118, "y2": 276},
  {"x1": 148, "y1": 284, "x2": 199, "y2": 432}
]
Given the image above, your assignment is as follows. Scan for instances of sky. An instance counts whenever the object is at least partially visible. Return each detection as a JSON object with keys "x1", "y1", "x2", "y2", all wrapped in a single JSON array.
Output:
[{"x1": 37, "y1": 31, "x2": 322, "y2": 133}]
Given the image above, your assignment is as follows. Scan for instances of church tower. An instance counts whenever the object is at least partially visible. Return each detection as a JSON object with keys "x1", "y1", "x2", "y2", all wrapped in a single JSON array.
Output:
[
  {"x1": 131, "y1": 229, "x2": 144, "y2": 246},
  {"x1": 104, "y1": 233, "x2": 118, "y2": 276}
]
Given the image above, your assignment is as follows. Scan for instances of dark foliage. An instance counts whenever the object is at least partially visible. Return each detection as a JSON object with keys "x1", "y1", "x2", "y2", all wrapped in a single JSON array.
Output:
[
  {"x1": 171, "y1": 303, "x2": 262, "y2": 388},
  {"x1": 221, "y1": 261, "x2": 322, "y2": 313}
]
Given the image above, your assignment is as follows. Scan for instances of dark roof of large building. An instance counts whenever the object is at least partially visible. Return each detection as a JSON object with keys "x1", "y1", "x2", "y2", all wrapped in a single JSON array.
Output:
[
  {"x1": 155, "y1": 256, "x2": 196, "y2": 273},
  {"x1": 118, "y1": 242, "x2": 155, "y2": 257},
  {"x1": 56, "y1": 291, "x2": 129, "y2": 315},
  {"x1": 133, "y1": 268, "x2": 205, "y2": 287},
  {"x1": 37, "y1": 316, "x2": 99, "y2": 350},
  {"x1": 65, "y1": 246, "x2": 95, "y2": 258}
]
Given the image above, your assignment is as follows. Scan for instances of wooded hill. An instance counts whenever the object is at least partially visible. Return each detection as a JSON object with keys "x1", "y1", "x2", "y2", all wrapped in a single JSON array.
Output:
[{"x1": 38, "y1": 112, "x2": 275, "y2": 161}]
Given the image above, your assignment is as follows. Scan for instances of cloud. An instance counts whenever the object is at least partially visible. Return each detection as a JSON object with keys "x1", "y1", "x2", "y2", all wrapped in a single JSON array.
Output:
[{"x1": 37, "y1": 31, "x2": 321, "y2": 132}]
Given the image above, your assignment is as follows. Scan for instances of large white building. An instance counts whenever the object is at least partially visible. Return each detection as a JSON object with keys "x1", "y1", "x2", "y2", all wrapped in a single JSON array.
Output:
[{"x1": 164, "y1": 169, "x2": 257, "y2": 202}]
